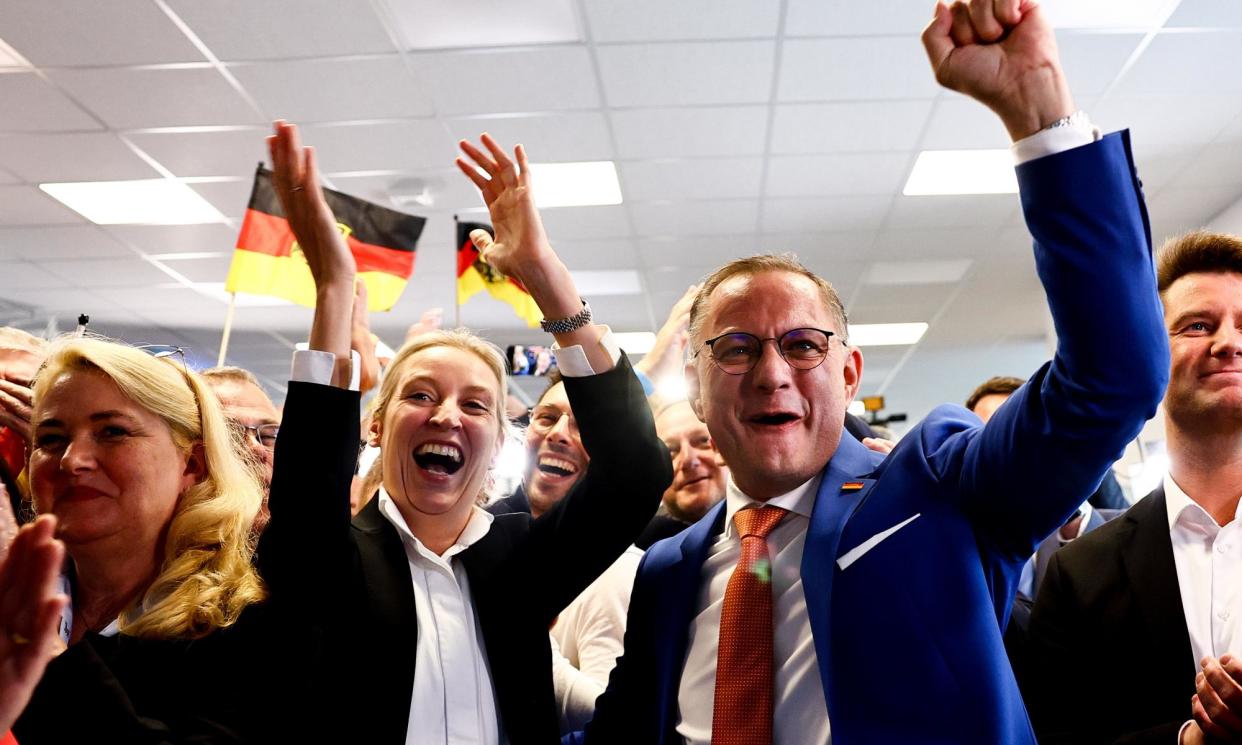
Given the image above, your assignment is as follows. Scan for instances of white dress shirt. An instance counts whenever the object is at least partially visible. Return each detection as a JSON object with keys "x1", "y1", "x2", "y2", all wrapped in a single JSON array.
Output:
[
  {"x1": 1164, "y1": 474, "x2": 1242, "y2": 668},
  {"x1": 676, "y1": 474, "x2": 828, "y2": 745},
  {"x1": 377, "y1": 488, "x2": 505, "y2": 745}
]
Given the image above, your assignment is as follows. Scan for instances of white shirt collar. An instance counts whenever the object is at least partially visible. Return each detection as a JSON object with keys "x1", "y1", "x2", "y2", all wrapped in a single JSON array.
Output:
[
  {"x1": 1164, "y1": 472, "x2": 1241, "y2": 534},
  {"x1": 722, "y1": 472, "x2": 821, "y2": 539},
  {"x1": 377, "y1": 486, "x2": 494, "y2": 566}
]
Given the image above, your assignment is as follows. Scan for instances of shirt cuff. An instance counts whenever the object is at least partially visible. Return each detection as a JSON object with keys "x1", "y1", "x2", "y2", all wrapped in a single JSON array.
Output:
[
  {"x1": 1178, "y1": 720, "x2": 1194, "y2": 744},
  {"x1": 1010, "y1": 113, "x2": 1102, "y2": 165},
  {"x1": 552, "y1": 326, "x2": 622, "y2": 378},
  {"x1": 290, "y1": 349, "x2": 361, "y2": 391}
]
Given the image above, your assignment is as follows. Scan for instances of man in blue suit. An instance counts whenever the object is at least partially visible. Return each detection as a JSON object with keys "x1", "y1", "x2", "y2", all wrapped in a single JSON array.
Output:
[{"x1": 573, "y1": 2, "x2": 1169, "y2": 743}]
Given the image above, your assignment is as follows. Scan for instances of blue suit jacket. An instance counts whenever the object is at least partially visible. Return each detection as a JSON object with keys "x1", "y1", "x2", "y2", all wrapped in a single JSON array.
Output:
[{"x1": 572, "y1": 132, "x2": 1168, "y2": 745}]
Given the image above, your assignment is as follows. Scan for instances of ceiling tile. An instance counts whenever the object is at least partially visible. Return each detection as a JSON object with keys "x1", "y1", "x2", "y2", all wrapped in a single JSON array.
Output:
[
  {"x1": 919, "y1": 95, "x2": 1013, "y2": 150},
  {"x1": 778, "y1": 38, "x2": 939, "y2": 102},
  {"x1": 1165, "y1": 140, "x2": 1242, "y2": 189},
  {"x1": 187, "y1": 180, "x2": 253, "y2": 220},
  {"x1": 886, "y1": 194, "x2": 1018, "y2": 229},
  {"x1": 1112, "y1": 31, "x2": 1242, "y2": 98},
  {"x1": 638, "y1": 234, "x2": 763, "y2": 266},
  {"x1": 761, "y1": 196, "x2": 892, "y2": 233},
  {"x1": 126, "y1": 128, "x2": 268, "y2": 179},
  {"x1": 0, "y1": 260, "x2": 72, "y2": 289},
  {"x1": 165, "y1": 0, "x2": 395, "y2": 61},
  {"x1": 644, "y1": 265, "x2": 717, "y2": 294},
  {"x1": 758, "y1": 230, "x2": 879, "y2": 262},
  {"x1": 107, "y1": 223, "x2": 240, "y2": 256},
  {"x1": 416, "y1": 47, "x2": 600, "y2": 115},
  {"x1": 0, "y1": 168, "x2": 18, "y2": 185},
  {"x1": 765, "y1": 153, "x2": 911, "y2": 197},
  {"x1": 630, "y1": 200, "x2": 759, "y2": 237},
  {"x1": 150, "y1": 255, "x2": 234, "y2": 283},
  {"x1": 39, "y1": 257, "x2": 175, "y2": 288},
  {"x1": 329, "y1": 169, "x2": 481, "y2": 213},
  {"x1": 1094, "y1": 96, "x2": 1242, "y2": 154},
  {"x1": 871, "y1": 227, "x2": 1008, "y2": 259},
  {"x1": 0, "y1": 133, "x2": 159, "y2": 182},
  {"x1": 610, "y1": 106, "x2": 768, "y2": 159},
  {"x1": 784, "y1": 0, "x2": 931, "y2": 36},
  {"x1": 584, "y1": 0, "x2": 778, "y2": 42},
  {"x1": 0, "y1": 185, "x2": 84, "y2": 225},
  {"x1": 598, "y1": 41, "x2": 774, "y2": 107},
  {"x1": 1056, "y1": 31, "x2": 1144, "y2": 98},
  {"x1": 1166, "y1": 0, "x2": 1242, "y2": 26},
  {"x1": 0, "y1": 287, "x2": 108, "y2": 315},
  {"x1": 299, "y1": 120, "x2": 459, "y2": 172},
  {"x1": 555, "y1": 238, "x2": 639, "y2": 270},
  {"x1": 229, "y1": 56, "x2": 433, "y2": 122},
  {"x1": 0, "y1": 73, "x2": 101, "y2": 132},
  {"x1": 770, "y1": 101, "x2": 933, "y2": 154},
  {"x1": 0, "y1": 0, "x2": 204, "y2": 66},
  {"x1": 47, "y1": 67, "x2": 265, "y2": 129},
  {"x1": 1149, "y1": 185, "x2": 1242, "y2": 226},
  {"x1": 0, "y1": 225, "x2": 133, "y2": 259},
  {"x1": 539, "y1": 205, "x2": 632, "y2": 240},
  {"x1": 446, "y1": 112, "x2": 614, "y2": 162},
  {"x1": 621, "y1": 158, "x2": 764, "y2": 201}
]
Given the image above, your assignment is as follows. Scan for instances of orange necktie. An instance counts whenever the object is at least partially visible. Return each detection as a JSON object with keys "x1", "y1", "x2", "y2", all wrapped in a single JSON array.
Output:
[{"x1": 712, "y1": 505, "x2": 788, "y2": 745}]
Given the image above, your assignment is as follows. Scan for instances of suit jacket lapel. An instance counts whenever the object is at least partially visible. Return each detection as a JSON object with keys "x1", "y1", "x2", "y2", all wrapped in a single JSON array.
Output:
[
  {"x1": 801, "y1": 434, "x2": 879, "y2": 711},
  {"x1": 1121, "y1": 486, "x2": 1196, "y2": 680}
]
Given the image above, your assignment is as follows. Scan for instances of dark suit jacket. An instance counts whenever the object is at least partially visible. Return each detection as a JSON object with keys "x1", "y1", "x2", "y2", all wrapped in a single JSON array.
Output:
[
  {"x1": 573, "y1": 132, "x2": 1168, "y2": 745},
  {"x1": 257, "y1": 356, "x2": 670, "y2": 744},
  {"x1": 1026, "y1": 486, "x2": 1196, "y2": 744}
]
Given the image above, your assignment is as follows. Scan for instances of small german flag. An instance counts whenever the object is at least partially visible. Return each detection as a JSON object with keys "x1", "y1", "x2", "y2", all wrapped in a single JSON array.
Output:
[
  {"x1": 456, "y1": 220, "x2": 541, "y2": 328},
  {"x1": 225, "y1": 165, "x2": 425, "y2": 311}
]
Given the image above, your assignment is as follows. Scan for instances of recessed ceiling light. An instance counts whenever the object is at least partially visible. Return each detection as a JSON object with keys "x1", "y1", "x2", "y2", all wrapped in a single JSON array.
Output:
[
  {"x1": 848, "y1": 323, "x2": 928, "y2": 346},
  {"x1": 529, "y1": 162, "x2": 623, "y2": 208},
  {"x1": 40, "y1": 179, "x2": 227, "y2": 225},
  {"x1": 0, "y1": 38, "x2": 31, "y2": 71},
  {"x1": 903, "y1": 149, "x2": 1017, "y2": 196},
  {"x1": 847, "y1": 400, "x2": 866, "y2": 416},
  {"x1": 612, "y1": 332, "x2": 657, "y2": 354},
  {"x1": 390, "y1": 0, "x2": 580, "y2": 49},
  {"x1": 865, "y1": 260, "x2": 972, "y2": 285},
  {"x1": 570, "y1": 270, "x2": 641, "y2": 295},
  {"x1": 1040, "y1": 0, "x2": 1178, "y2": 29}
]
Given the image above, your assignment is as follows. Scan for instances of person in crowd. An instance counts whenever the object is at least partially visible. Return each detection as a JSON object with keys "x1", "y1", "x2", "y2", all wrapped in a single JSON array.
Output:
[
  {"x1": 0, "y1": 328, "x2": 45, "y2": 526},
  {"x1": 572, "y1": 2, "x2": 1168, "y2": 743},
  {"x1": 1026, "y1": 230, "x2": 1242, "y2": 744},
  {"x1": 201, "y1": 366, "x2": 281, "y2": 533},
  {"x1": 7, "y1": 336, "x2": 303, "y2": 743},
  {"x1": 256, "y1": 120, "x2": 670, "y2": 744},
  {"x1": 635, "y1": 399, "x2": 729, "y2": 549}
]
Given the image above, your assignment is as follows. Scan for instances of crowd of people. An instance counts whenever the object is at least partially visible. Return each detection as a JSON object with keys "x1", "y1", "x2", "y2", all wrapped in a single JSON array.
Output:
[{"x1": 2, "y1": 1, "x2": 1242, "y2": 743}]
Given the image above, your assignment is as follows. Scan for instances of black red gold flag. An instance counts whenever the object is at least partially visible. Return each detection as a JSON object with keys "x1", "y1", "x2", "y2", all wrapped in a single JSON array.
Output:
[
  {"x1": 455, "y1": 220, "x2": 541, "y2": 327},
  {"x1": 225, "y1": 165, "x2": 425, "y2": 310}
]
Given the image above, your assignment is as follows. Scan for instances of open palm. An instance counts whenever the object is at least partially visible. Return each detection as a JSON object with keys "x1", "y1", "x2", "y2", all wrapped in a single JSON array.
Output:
[{"x1": 456, "y1": 134, "x2": 552, "y2": 281}]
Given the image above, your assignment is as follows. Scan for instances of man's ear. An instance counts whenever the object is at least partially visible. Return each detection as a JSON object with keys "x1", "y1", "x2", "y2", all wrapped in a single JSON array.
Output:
[
  {"x1": 842, "y1": 345, "x2": 864, "y2": 404},
  {"x1": 686, "y1": 360, "x2": 705, "y2": 422}
]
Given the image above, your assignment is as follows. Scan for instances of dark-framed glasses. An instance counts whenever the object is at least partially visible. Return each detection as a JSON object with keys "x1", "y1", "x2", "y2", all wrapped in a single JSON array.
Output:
[
  {"x1": 701, "y1": 327, "x2": 836, "y2": 375},
  {"x1": 232, "y1": 422, "x2": 280, "y2": 450}
]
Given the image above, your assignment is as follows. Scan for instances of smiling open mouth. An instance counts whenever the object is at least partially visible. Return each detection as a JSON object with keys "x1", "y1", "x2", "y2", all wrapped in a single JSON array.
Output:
[
  {"x1": 537, "y1": 456, "x2": 578, "y2": 478},
  {"x1": 413, "y1": 443, "x2": 464, "y2": 475},
  {"x1": 750, "y1": 412, "x2": 798, "y2": 425}
]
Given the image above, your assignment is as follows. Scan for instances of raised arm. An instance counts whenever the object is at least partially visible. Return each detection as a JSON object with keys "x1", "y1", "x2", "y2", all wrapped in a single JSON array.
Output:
[{"x1": 918, "y1": 1, "x2": 1167, "y2": 556}]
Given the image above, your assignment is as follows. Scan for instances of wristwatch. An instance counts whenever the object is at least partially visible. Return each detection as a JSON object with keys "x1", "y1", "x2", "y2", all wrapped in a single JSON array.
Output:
[{"x1": 541, "y1": 300, "x2": 592, "y2": 334}]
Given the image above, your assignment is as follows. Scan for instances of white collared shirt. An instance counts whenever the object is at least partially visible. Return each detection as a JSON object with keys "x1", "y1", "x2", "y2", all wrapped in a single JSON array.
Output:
[
  {"x1": 676, "y1": 474, "x2": 829, "y2": 745},
  {"x1": 376, "y1": 487, "x2": 506, "y2": 745},
  {"x1": 1164, "y1": 474, "x2": 1242, "y2": 668}
]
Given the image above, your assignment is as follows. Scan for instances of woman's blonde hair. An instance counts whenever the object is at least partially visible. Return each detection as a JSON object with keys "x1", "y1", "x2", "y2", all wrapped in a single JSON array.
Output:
[
  {"x1": 32, "y1": 336, "x2": 266, "y2": 639},
  {"x1": 366, "y1": 329, "x2": 514, "y2": 506}
]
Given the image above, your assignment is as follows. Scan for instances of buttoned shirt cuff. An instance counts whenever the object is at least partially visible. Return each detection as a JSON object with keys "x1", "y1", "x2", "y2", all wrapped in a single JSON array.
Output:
[
  {"x1": 1178, "y1": 720, "x2": 1193, "y2": 744},
  {"x1": 290, "y1": 349, "x2": 361, "y2": 391},
  {"x1": 551, "y1": 326, "x2": 621, "y2": 377},
  {"x1": 1010, "y1": 113, "x2": 1101, "y2": 165}
]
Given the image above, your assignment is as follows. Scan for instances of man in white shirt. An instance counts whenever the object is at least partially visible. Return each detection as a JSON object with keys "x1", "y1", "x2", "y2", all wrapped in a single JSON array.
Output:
[{"x1": 1027, "y1": 230, "x2": 1242, "y2": 744}]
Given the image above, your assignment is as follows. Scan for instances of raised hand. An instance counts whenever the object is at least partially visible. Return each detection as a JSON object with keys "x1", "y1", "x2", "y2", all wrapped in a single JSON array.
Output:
[
  {"x1": 0, "y1": 515, "x2": 67, "y2": 732},
  {"x1": 637, "y1": 284, "x2": 698, "y2": 382},
  {"x1": 0, "y1": 380, "x2": 32, "y2": 443},
  {"x1": 455, "y1": 134, "x2": 554, "y2": 285},
  {"x1": 921, "y1": 0, "x2": 1075, "y2": 140},
  {"x1": 267, "y1": 120, "x2": 356, "y2": 293}
]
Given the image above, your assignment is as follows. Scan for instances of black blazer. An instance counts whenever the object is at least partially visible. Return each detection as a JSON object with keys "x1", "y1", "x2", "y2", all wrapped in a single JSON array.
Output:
[
  {"x1": 1025, "y1": 486, "x2": 1196, "y2": 744},
  {"x1": 256, "y1": 357, "x2": 670, "y2": 744}
]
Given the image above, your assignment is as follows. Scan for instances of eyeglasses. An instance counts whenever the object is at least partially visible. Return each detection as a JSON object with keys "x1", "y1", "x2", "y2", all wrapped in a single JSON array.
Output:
[
  {"x1": 136, "y1": 344, "x2": 189, "y2": 374},
  {"x1": 526, "y1": 406, "x2": 578, "y2": 437},
  {"x1": 232, "y1": 422, "x2": 280, "y2": 450},
  {"x1": 700, "y1": 328, "x2": 836, "y2": 375}
]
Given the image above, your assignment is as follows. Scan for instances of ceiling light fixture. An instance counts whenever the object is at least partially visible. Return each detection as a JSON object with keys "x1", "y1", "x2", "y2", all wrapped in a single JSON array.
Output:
[
  {"x1": 528, "y1": 162, "x2": 622, "y2": 207},
  {"x1": 40, "y1": 179, "x2": 227, "y2": 225},
  {"x1": 848, "y1": 323, "x2": 929, "y2": 346},
  {"x1": 902, "y1": 149, "x2": 1017, "y2": 196}
]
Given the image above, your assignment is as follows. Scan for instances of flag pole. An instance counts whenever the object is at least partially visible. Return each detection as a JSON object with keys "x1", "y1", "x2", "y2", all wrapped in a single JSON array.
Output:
[
  {"x1": 453, "y1": 214, "x2": 462, "y2": 330},
  {"x1": 217, "y1": 292, "x2": 237, "y2": 366}
]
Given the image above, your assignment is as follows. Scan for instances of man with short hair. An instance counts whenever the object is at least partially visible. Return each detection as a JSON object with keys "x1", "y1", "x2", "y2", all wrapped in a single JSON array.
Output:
[
  {"x1": 655, "y1": 400, "x2": 727, "y2": 525},
  {"x1": 202, "y1": 366, "x2": 281, "y2": 532},
  {"x1": 575, "y1": 3, "x2": 1168, "y2": 742},
  {"x1": 0, "y1": 328, "x2": 44, "y2": 528},
  {"x1": 1027, "y1": 229, "x2": 1242, "y2": 744},
  {"x1": 966, "y1": 375, "x2": 1025, "y2": 424}
]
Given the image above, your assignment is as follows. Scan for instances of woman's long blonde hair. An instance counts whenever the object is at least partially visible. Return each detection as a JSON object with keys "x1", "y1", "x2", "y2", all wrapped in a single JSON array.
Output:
[
  {"x1": 364, "y1": 329, "x2": 514, "y2": 507},
  {"x1": 32, "y1": 337, "x2": 266, "y2": 639}
]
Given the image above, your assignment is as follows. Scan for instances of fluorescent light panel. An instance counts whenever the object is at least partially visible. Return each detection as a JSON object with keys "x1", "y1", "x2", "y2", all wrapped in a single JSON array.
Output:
[
  {"x1": 865, "y1": 259, "x2": 972, "y2": 286},
  {"x1": 529, "y1": 161, "x2": 622, "y2": 208},
  {"x1": 848, "y1": 323, "x2": 928, "y2": 346},
  {"x1": 392, "y1": 0, "x2": 580, "y2": 49},
  {"x1": 40, "y1": 179, "x2": 226, "y2": 225},
  {"x1": 1040, "y1": 0, "x2": 1179, "y2": 29},
  {"x1": 612, "y1": 332, "x2": 657, "y2": 354},
  {"x1": 903, "y1": 149, "x2": 1017, "y2": 196},
  {"x1": 0, "y1": 37, "x2": 31, "y2": 71},
  {"x1": 569, "y1": 270, "x2": 642, "y2": 296}
]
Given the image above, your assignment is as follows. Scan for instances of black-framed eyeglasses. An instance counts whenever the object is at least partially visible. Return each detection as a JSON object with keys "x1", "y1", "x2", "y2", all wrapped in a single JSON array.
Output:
[
  {"x1": 231, "y1": 422, "x2": 280, "y2": 450},
  {"x1": 699, "y1": 328, "x2": 836, "y2": 375}
]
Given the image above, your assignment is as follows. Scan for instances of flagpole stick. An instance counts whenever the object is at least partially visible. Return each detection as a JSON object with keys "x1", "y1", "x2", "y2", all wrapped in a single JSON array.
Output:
[{"x1": 217, "y1": 292, "x2": 237, "y2": 366}]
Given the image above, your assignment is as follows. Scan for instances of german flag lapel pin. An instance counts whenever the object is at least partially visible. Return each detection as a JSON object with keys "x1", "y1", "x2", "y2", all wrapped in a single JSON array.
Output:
[{"x1": 841, "y1": 481, "x2": 866, "y2": 493}]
